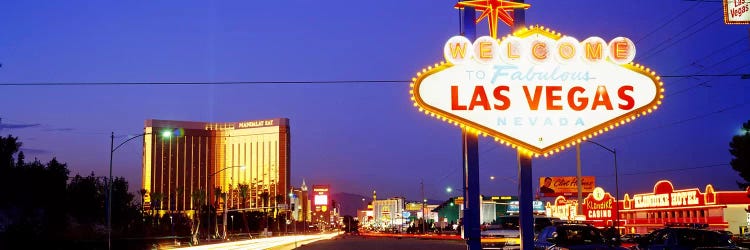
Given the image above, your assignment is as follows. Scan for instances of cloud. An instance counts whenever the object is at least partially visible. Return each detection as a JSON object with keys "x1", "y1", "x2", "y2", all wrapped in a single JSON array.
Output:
[
  {"x1": 0, "y1": 123, "x2": 40, "y2": 129},
  {"x1": 18, "y1": 147, "x2": 51, "y2": 154},
  {"x1": 43, "y1": 128, "x2": 75, "y2": 132}
]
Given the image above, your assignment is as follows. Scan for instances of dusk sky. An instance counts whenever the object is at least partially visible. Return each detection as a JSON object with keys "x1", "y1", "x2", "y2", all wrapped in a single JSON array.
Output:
[{"x1": 1, "y1": 0, "x2": 748, "y2": 203}]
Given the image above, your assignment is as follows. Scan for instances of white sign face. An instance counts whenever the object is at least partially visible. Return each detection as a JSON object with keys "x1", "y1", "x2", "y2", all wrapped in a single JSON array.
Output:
[
  {"x1": 724, "y1": 0, "x2": 750, "y2": 24},
  {"x1": 411, "y1": 26, "x2": 663, "y2": 154}
]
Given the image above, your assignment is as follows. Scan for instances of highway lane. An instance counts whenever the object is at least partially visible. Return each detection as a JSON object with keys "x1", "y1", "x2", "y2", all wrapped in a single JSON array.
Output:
[{"x1": 180, "y1": 232, "x2": 340, "y2": 250}]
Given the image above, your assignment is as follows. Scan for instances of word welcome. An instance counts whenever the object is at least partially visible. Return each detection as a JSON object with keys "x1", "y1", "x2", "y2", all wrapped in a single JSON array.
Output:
[{"x1": 444, "y1": 35, "x2": 635, "y2": 65}]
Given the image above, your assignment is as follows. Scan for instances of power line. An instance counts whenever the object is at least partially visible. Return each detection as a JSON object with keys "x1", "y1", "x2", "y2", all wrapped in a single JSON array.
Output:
[
  {"x1": 620, "y1": 163, "x2": 729, "y2": 176},
  {"x1": 635, "y1": 0, "x2": 704, "y2": 44},
  {"x1": 602, "y1": 100, "x2": 749, "y2": 142},
  {"x1": 1, "y1": 73, "x2": 747, "y2": 87},
  {"x1": 668, "y1": 36, "x2": 748, "y2": 74},
  {"x1": 0, "y1": 80, "x2": 409, "y2": 86},
  {"x1": 640, "y1": 9, "x2": 722, "y2": 62},
  {"x1": 661, "y1": 73, "x2": 750, "y2": 78}
]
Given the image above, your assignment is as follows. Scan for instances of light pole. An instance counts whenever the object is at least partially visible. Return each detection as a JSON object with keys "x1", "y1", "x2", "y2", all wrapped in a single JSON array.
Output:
[
  {"x1": 205, "y1": 165, "x2": 245, "y2": 241},
  {"x1": 584, "y1": 140, "x2": 620, "y2": 236},
  {"x1": 108, "y1": 131, "x2": 163, "y2": 250}
]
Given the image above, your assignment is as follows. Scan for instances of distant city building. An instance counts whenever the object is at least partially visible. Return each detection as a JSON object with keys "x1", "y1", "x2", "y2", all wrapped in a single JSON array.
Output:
[
  {"x1": 291, "y1": 179, "x2": 310, "y2": 222},
  {"x1": 373, "y1": 197, "x2": 405, "y2": 228},
  {"x1": 141, "y1": 118, "x2": 291, "y2": 216},
  {"x1": 311, "y1": 184, "x2": 331, "y2": 227}
]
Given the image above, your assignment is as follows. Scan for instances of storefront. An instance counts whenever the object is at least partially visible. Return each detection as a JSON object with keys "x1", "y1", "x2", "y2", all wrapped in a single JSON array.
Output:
[
  {"x1": 621, "y1": 180, "x2": 750, "y2": 234},
  {"x1": 544, "y1": 187, "x2": 618, "y2": 229}
]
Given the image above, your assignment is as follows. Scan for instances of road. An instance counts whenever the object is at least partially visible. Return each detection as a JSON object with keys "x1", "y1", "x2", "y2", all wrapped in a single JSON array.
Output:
[
  {"x1": 287, "y1": 235, "x2": 466, "y2": 250},
  {"x1": 178, "y1": 232, "x2": 340, "y2": 250}
]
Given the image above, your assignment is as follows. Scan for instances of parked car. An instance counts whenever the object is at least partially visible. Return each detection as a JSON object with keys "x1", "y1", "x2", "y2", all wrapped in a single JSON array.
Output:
[
  {"x1": 535, "y1": 223, "x2": 628, "y2": 250},
  {"x1": 632, "y1": 227, "x2": 743, "y2": 250},
  {"x1": 621, "y1": 234, "x2": 642, "y2": 243},
  {"x1": 481, "y1": 216, "x2": 559, "y2": 249}
]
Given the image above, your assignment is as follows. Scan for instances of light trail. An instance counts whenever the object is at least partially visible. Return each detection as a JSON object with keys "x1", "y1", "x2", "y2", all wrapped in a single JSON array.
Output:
[{"x1": 180, "y1": 232, "x2": 340, "y2": 250}]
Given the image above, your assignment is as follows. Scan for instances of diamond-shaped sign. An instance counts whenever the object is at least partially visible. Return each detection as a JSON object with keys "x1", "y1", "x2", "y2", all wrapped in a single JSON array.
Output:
[{"x1": 410, "y1": 26, "x2": 664, "y2": 156}]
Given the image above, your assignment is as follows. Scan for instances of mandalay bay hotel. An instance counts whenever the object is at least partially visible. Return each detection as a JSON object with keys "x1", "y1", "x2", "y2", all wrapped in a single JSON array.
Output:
[{"x1": 142, "y1": 118, "x2": 290, "y2": 217}]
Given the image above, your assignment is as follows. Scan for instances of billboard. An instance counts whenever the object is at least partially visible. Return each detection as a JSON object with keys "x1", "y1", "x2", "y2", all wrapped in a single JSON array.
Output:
[
  {"x1": 314, "y1": 194, "x2": 328, "y2": 206},
  {"x1": 507, "y1": 200, "x2": 545, "y2": 213},
  {"x1": 539, "y1": 176, "x2": 595, "y2": 197},
  {"x1": 410, "y1": 26, "x2": 663, "y2": 155}
]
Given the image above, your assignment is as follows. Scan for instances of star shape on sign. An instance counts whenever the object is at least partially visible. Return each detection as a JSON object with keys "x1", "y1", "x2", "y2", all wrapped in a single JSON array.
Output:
[{"x1": 455, "y1": 0, "x2": 531, "y2": 38}]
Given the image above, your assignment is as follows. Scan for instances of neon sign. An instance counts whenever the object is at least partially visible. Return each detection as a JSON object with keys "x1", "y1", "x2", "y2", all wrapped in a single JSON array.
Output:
[
  {"x1": 583, "y1": 187, "x2": 614, "y2": 220},
  {"x1": 410, "y1": 26, "x2": 664, "y2": 156},
  {"x1": 724, "y1": 0, "x2": 750, "y2": 24},
  {"x1": 628, "y1": 180, "x2": 707, "y2": 209}
]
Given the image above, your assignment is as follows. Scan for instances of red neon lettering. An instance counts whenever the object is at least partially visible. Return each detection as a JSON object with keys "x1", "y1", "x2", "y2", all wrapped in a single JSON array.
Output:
[
  {"x1": 523, "y1": 86, "x2": 543, "y2": 110},
  {"x1": 618, "y1": 85, "x2": 635, "y2": 110},
  {"x1": 567, "y1": 86, "x2": 588, "y2": 111},
  {"x1": 591, "y1": 86, "x2": 614, "y2": 110},
  {"x1": 468, "y1": 86, "x2": 490, "y2": 110},
  {"x1": 493, "y1": 86, "x2": 511, "y2": 110},
  {"x1": 546, "y1": 85, "x2": 563, "y2": 110},
  {"x1": 450, "y1": 86, "x2": 467, "y2": 110}
]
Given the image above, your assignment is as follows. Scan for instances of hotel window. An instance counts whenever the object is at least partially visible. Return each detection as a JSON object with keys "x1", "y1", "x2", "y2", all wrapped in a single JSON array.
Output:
[
  {"x1": 671, "y1": 211, "x2": 675, "y2": 218},
  {"x1": 700, "y1": 210, "x2": 705, "y2": 217}
]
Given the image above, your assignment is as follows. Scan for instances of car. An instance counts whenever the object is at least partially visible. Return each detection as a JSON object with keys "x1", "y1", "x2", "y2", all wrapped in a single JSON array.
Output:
[
  {"x1": 632, "y1": 227, "x2": 743, "y2": 250},
  {"x1": 535, "y1": 223, "x2": 628, "y2": 250},
  {"x1": 481, "y1": 216, "x2": 560, "y2": 249},
  {"x1": 621, "y1": 234, "x2": 642, "y2": 243}
]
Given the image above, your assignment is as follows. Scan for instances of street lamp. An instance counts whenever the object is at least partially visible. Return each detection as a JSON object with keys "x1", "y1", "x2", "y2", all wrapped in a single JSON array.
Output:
[
  {"x1": 584, "y1": 140, "x2": 620, "y2": 236},
  {"x1": 108, "y1": 131, "x2": 167, "y2": 250},
  {"x1": 205, "y1": 165, "x2": 245, "y2": 241},
  {"x1": 230, "y1": 215, "x2": 234, "y2": 236}
]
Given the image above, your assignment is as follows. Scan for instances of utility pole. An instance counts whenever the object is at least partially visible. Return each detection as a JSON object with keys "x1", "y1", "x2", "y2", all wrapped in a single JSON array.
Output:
[
  {"x1": 421, "y1": 179, "x2": 426, "y2": 234},
  {"x1": 107, "y1": 132, "x2": 114, "y2": 250}
]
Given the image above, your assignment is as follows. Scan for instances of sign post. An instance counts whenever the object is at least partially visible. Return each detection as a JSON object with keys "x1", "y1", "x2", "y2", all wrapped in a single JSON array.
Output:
[
  {"x1": 511, "y1": 3, "x2": 534, "y2": 249},
  {"x1": 459, "y1": 3, "x2": 481, "y2": 249}
]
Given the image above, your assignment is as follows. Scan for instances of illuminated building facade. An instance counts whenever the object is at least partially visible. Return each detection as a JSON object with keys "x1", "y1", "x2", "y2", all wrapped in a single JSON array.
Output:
[
  {"x1": 142, "y1": 118, "x2": 290, "y2": 215},
  {"x1": 373, "y1": 197, "x2": 405, "y2": 228},
  {"x1": 311, "y1": 185, "x2": 331, "y2": 227},
  {"x1": 621, "y1": 180, "x2": 750, "y2": 234},
  {"x1": 291, "y1": 180, "x2": 310, "y2": 222}
]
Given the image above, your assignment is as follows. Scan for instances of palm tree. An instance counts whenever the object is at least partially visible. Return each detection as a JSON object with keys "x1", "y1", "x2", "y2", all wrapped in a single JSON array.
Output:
[
  {"x1": 190, "y1": 189, "x2": 205, "y2": 245},
  {"x1": 150, "y1": 192, "x2": 163, "y2": 226},
  {"x1": 139, "y1": 189, "x2": 147, "y2": 215},
  {"x1": 260, "y1": 191, "x2": 270, "y2": 232},
  {"x1": 213, "y1": 187, "x2": 222, "y2": 237},
  {"x1": 238, "y1": 184, "x2": 250, "y2": 233}
]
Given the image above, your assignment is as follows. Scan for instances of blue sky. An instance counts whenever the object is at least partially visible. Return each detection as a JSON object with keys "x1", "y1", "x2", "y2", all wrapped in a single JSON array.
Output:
[{"x1": 1, "y1": 0, "x2": 748, "y2": 201}]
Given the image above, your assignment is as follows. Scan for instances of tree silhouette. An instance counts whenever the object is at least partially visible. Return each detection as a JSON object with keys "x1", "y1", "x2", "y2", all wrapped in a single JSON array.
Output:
[
  {"x1": 238, "y1": 184, "x2": 250, "y2": 233},
  {"x1": 190, "y1": 189, "x2": 205, "y2": 244},
  {"x1": 0, "y1": 134, "x2": 21, "y2": 169},
  {"x1": 731, "y1": 120, "x2": 750, "y2": 188},
  {"x1": 260, "y1": 192, "x2": 270, "y2": 231}
]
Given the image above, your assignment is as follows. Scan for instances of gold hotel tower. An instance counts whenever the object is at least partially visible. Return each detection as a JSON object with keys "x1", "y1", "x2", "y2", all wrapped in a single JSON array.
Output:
[{"x1": 142, "y1": 118, "x2": 290, "y2": 216}]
